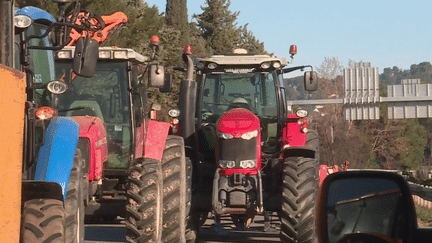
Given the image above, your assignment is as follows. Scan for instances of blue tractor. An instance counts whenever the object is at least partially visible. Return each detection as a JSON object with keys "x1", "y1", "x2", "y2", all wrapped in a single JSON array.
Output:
[{"x1": 9, "y1": 1, "x2": 99, "y2": 242}]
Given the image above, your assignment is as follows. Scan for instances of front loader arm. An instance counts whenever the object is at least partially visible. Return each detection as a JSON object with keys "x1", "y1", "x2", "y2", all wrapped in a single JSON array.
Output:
[{"x1": 67, "y1": 11, "x2": 128, "y2": 46}]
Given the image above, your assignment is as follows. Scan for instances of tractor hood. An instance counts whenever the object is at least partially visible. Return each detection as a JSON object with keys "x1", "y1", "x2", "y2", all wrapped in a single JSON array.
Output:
[
  {"x1": 216, "y1": 108, "x2": 260, "y2": 138},
  {"x1": 69, "y1": 116, "x2": 108, "y2": 180}
]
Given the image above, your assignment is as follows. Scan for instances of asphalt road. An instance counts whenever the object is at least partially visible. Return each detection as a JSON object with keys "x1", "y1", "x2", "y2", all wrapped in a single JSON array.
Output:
[{"x1": 84, "y1": 214, "x2": 282, "y2": 243}]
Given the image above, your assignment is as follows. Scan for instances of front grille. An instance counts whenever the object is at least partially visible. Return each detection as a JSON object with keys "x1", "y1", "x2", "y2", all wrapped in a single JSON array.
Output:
[{"x1": 219, "y1": 137, "x2": 257, "y2": 165}]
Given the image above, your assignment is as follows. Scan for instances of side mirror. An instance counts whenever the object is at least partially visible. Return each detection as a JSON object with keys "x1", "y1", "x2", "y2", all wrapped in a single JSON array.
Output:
[
  {"x1": 317, "y1": 171, "x2": 418, "y2": 243},
  {"x1": 148, "y1": 64, "x2": 172, "y2": 93},
  {"x1": 73, "y1": 37, "x2": 98, "y2": 78},
  {"x1": 304, "y1": 71, "x2": 318, "y2": 91}
]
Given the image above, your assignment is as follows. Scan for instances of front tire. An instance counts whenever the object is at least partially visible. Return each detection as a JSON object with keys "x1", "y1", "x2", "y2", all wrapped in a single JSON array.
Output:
[
  {"x1": 126, "y1": 135, "x2": 192, "y2": 243},
  {"x1": 280, "y1": 156, "x2": 319, "y2": 243},
  {"x1": 21, "y1": 147, "x2": 85, "y2": 243},
  {"x1": 21, "y1": 199, "x2": 65, "y2": 243}
]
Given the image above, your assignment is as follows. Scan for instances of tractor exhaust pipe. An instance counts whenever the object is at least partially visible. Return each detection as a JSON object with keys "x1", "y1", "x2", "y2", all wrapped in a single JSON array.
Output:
[
  {"x1": 0, "y1": 0, "x2": 14, "y2": 67},
  {"x1": 178, "y1": 51, "x2": 196, "y2": 148}
]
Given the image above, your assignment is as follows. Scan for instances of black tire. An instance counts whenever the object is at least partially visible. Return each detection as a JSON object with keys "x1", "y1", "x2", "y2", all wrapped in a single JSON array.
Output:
[
  {"x1": 65, "y1": 146, "x2": 85, "y2": 243},
  {"x1": 306, "y1": 130, "x2": 319, "y2": 163},
  {"x1": 280, "y1": 156, "x2": 319, "y2": 243},
  {"x1": 185, "y1": 157, "x2": 196, "y2": 242},
  {"x1": 21, "y1": 147, "x2": 85, "y2": 243},
  {"x1": 21, "y1": 199, "x2": 65, "y2": 243},
  {"x1": 126, "y1": 135, "x2": 192, "y2": 243},
  {"x1": 126, "y1": 158, "x2": 163, "y2": 243}
]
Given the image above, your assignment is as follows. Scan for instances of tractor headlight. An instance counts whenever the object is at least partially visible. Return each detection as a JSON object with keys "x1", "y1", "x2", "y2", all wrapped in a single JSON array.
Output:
[
  {"x1": 272, "y1": 62, "x2": 281, "y2": 69},
  {"x1": 240, "y1": 160, "x2": 256, "y2": 168},
  {"x1": 57, "y1": 50, "x2": 72, "y2": 59},
  {"x1": 219, "y1": 160, "x2": 235, "y2": 168},
  {"x1": 14, "y1": 15, "x2": 32, "y2": 29},
  {"x1": 218, "y1": 132, "x2": 234, "y2": 139},
  {"x1": 296, "y1": 109, "x2": 308, "y2": 118},
  {"x1": 99, "y1": 50, "x2": 111, "y2": 59},
  {"x1": 47, "y1": 81, "x2": 68, "y2": 95},
  {"x1": 240, "y1": 130, "x2": 258, "y2": 140},
  {"x1": 196, "y1": 62, "x2": 205, "y2": 70},
  {"x1": 168, "y1": 109, "x2": 180, "y2": 117},
  {"x1": 113, "y1": 50, "x2": 128, "y2": 59},
  {"x1": 261, "y1": 62, "x2": 271, "y2": 69},
  {"x1": 208, "y1": 62, "x2": 217, "y2": 69}
]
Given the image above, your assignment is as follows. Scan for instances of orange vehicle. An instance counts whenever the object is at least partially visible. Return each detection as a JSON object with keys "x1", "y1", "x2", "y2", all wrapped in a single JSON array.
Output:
[{"x1": 0, "y1": 64, "x2": 26, "y2": 243}]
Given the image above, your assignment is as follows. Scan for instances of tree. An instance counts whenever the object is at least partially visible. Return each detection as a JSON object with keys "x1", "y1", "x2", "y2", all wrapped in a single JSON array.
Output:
[
  {"x1": 15, "y1": 0, "x2": 58, "y2": 14},
  {"x1": 315, "y1": 57, "x2": 343, "y2": 80},
  {"x1": 399, "y1": 119, "x2": 427, "y2": 170},
  {"x1": 193, "y1": 0, "x2": 240, "y2": 55},
  {"x1": 165, "y1": 0, "x2": 190, "y2": 46},
  {"x1": 236, "y1": 24, "x2": 266, "y2": 55}
]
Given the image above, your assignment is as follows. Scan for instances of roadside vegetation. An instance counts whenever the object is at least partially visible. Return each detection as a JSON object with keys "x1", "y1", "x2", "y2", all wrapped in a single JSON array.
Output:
[{"x1": 416, "y1": 205, "x2": 432, "y2": 227}]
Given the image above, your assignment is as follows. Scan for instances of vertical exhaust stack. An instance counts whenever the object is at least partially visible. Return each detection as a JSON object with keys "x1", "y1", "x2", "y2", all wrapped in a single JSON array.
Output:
[
  {"x1": 179, "y1": 45, "x2": 196, "y2": 148},
  {"x1": 0, "y1": 0, "x2": 14, "y2": 67}
]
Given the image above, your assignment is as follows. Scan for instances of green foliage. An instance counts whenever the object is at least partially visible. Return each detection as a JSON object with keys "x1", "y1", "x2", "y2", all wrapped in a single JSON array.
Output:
[
  {"x1": 165, "y1": 0, "x2": 189, "y2": 46},
  {"x1": 15, "y1": 0, "x2": 57, "y2": 14},
  {"x1": 416, "y1": 205, "x2": 432, "y2": 227},
  {"x1": 193, "y1": 0, "x2": 240, "y2": 55},
  {"x1": 193, "y1": 0, "x2": 266, "y2": 56},
  {"x1": 380, "y1": 62, "x2": 432, "y2": 85},
  {"x1": 237, "y1": 24, "x2": 266, "y2": 55},
  {"x1": 399, "y1": 119, "x2": 427, "y2": 170}
]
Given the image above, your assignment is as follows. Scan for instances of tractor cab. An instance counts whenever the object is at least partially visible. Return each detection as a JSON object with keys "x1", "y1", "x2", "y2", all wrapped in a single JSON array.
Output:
[
  {"x1": 195, "y1": 51, "x2": 288, "y2": 157},
  {"x1": 55, "y1": 47, "x2": 147, "y2": 171}
]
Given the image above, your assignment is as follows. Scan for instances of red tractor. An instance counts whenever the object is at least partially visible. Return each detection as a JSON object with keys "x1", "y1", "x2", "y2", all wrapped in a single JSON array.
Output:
[
  {"x1": 177, "y1": 47, "x2": 319, "y2": 242},
  {"x1": 55, "y1": 11, "x2": 194, "y2": 243}
]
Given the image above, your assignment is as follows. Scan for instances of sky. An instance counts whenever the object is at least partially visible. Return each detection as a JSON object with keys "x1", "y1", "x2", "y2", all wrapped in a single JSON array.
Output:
[{"x1": 145, "y1": 0, "x2": 432, "y2": 72}]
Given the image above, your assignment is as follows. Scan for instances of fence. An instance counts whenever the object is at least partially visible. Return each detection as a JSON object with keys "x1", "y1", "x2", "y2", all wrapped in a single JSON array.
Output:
[{"x1": 409, "y1": 182, "x2": 432, "y2": 209}]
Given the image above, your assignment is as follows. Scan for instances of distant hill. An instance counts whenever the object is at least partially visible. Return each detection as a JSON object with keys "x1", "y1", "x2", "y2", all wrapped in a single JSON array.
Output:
[{"x1": 380, "y1": 62, "x2": 432, "y2": 85}]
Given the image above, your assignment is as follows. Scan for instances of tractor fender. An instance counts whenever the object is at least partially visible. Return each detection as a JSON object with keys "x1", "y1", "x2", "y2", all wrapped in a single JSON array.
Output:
[
  {"x1": 34, "y1": 117, "x2": 79, "y2": 200},
  {"x1": 22, "y1": 181, "x2": 63, "y2": 203},
  {"x1": 69, "y1": 116, "x2": 108, "y2": 181},
  {"x1": 282, "y1": 130, "x2": 319, "y2": 159},
  {"x1": 143, "y1": 120, "x2": 170, "y2": 162},
  {"x1": 282, "y1": 145, "x2": 316, "y2": 159}
]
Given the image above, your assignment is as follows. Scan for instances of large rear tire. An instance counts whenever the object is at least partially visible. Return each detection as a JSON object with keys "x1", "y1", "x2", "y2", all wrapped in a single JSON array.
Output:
[
  {"x1": 280, "y1": 156, "x2": 319, "y2": 243},
  {"x1": 126, "y1": 135, "x2": 193, "y2": 243},
  {"x1": 21, "y1": 199, "x2": 65, "y2": 243}
]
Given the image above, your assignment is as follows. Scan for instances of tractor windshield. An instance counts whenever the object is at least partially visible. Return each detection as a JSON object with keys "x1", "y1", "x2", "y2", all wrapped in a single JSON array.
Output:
[
  {"x1": 201, "y1": 71, "x2": 278, "y2": 121},
  {"x1": 200, "y1": 71, "x2": 278, "y2": 152},
  {"x1": 55, "y1": 61, "x2": 132, "y2": 169}
]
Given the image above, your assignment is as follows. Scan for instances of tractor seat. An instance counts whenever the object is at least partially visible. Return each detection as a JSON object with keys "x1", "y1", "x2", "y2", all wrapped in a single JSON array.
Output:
[{"x1": 66, "y1": 100, "x2": 104, "y2": 123}]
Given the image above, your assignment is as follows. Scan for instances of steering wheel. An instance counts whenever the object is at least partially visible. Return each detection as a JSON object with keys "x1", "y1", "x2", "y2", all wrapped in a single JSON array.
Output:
[{"x1": 228, "y1": 93, "x2": 250, "y2": 98}]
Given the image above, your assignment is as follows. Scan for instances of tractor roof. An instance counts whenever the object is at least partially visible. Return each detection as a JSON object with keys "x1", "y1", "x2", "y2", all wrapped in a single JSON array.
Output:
[
  {"x1": 56, "y1": 46, "x2": 147, "y2": 63},
  {"x1": 195, "y1": 54, "x2": 288, "y2": 67}
]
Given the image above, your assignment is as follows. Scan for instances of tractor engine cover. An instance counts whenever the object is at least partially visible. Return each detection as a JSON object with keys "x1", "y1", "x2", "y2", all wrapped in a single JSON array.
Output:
[{"x1": 216, "y1": 108, "x2": 261, "y2": 175}]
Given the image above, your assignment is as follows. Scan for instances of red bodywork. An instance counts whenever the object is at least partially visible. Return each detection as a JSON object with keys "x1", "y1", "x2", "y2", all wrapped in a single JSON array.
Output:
[
  {"x1": 141, "y1": 120, "x2": 170, "y2": 162},
  {"x1": 282, "y1": 114, "x2": 308, "y2": 148},
  {"x1": 68, "y1": 11, "x2": 128, "y2": 46},
  {"x1": 215, "y1": 108, "x2": 261, "y2": 176},
  {"x1": 70, "y1": 116, "x2": 108, "y2": 181}
]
